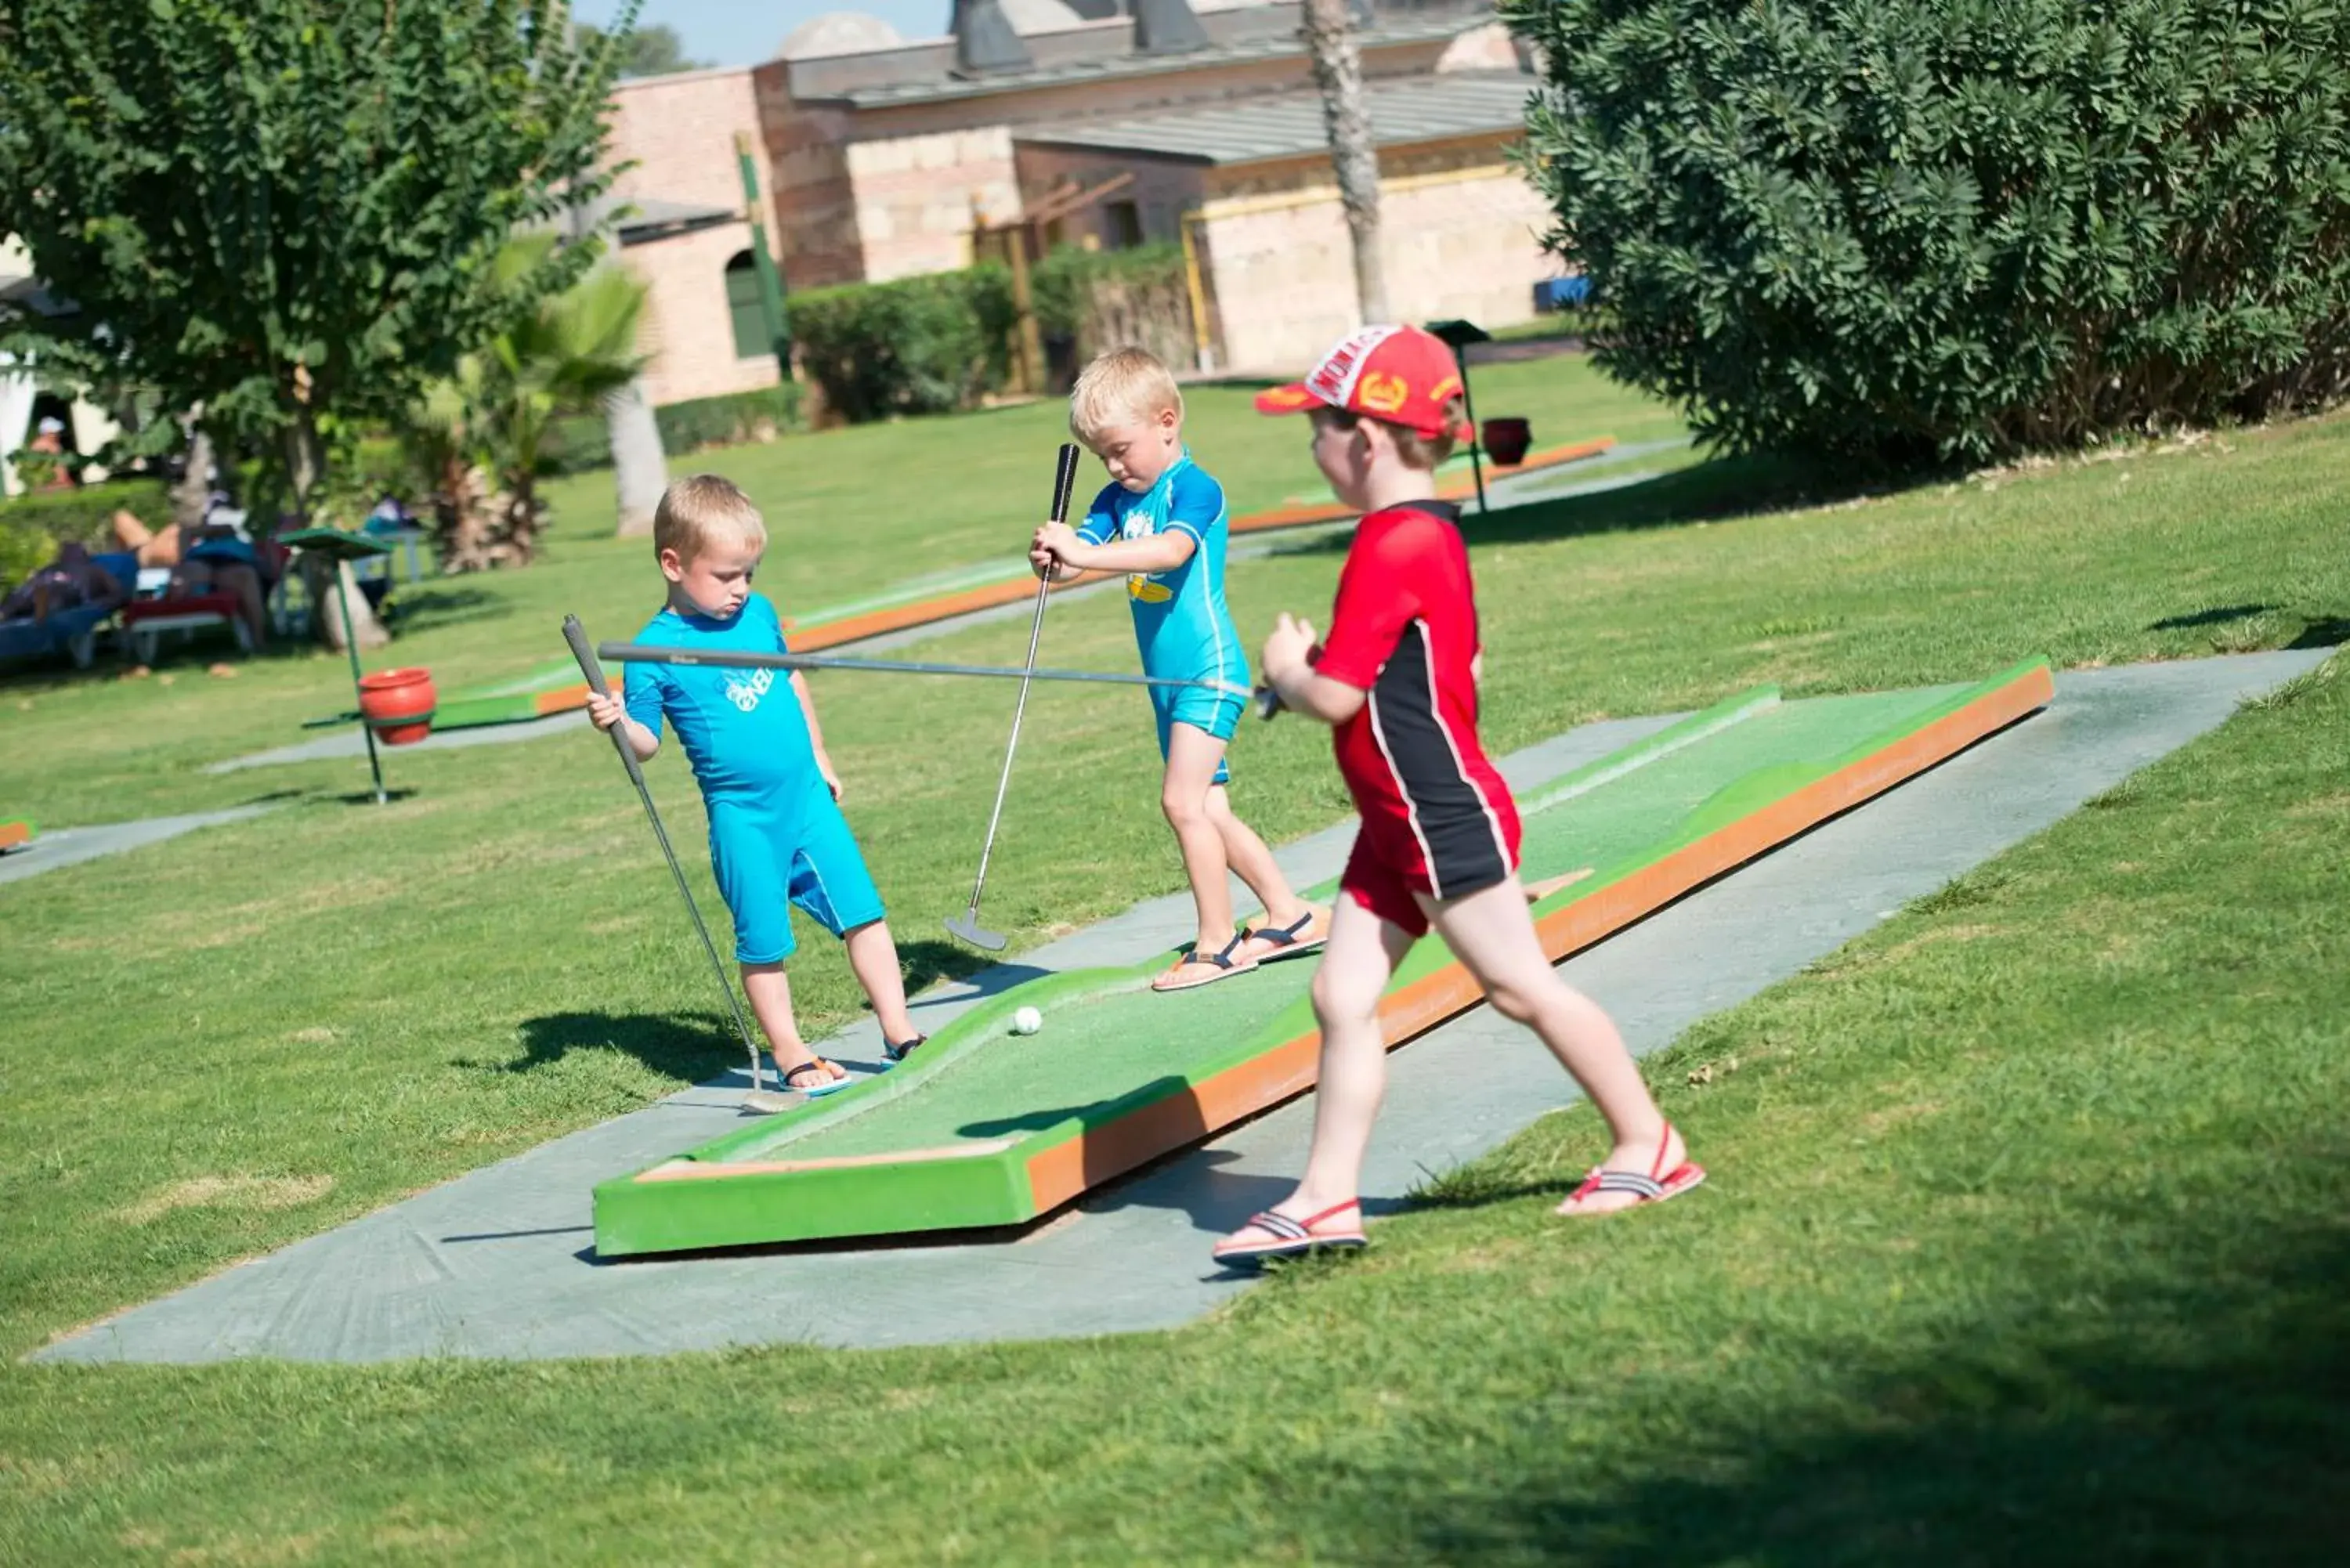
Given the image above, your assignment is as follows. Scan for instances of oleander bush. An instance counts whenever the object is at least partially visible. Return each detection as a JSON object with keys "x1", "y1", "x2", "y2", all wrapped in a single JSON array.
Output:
[{"x1": 1509, "y1": 0, "x2": 2350, "y2": 464}]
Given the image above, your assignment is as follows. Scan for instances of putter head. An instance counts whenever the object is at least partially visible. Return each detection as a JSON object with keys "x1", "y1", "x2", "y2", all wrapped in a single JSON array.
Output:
[{"x1": 945, "y1": 912, "x2": 1007, "y2": 952}]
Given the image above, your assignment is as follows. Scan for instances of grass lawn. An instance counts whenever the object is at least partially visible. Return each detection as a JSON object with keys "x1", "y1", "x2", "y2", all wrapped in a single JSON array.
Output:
[{"x1": 0, "y1": 370, "x2": 2344, "y2": 1561}]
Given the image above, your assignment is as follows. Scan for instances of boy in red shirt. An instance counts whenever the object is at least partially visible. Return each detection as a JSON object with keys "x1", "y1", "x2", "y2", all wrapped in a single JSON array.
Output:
[{"x1": 1215, "y1": 325, "x2": 1702, "y2": 1265}]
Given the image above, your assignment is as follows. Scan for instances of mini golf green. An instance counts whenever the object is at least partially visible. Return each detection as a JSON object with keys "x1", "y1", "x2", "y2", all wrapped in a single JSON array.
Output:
[{"x1": 592, "y1": 659, "x2": 2054, "y2": 1257}]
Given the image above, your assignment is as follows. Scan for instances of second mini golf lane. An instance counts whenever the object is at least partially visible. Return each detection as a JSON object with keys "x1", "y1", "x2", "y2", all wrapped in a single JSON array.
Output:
[{"x1": 594, "y1": 661, "x2": 2053, "y2": 1255}]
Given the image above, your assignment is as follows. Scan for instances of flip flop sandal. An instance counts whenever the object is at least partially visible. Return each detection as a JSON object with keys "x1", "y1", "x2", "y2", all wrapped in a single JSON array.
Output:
[
  {"x1": 1557, "y1": 1119, "x2": 1705, "y2": 1214},
  {"x1": 783, "y1": 1057, "x2": 851, "y2": 1097},
  {"x1": 1152, "y1": 932, "x2": 1258, "y2": 992},
  {"x1": 884, "y1": 1035, "x2": 927, "y2": 1067},
  {"x1": 1213, "y1": 1199, "x2": 1368, "y2": 1268},
  {"x1": 1236, "y1": 907, "x2": 1330, "y2": 965}
]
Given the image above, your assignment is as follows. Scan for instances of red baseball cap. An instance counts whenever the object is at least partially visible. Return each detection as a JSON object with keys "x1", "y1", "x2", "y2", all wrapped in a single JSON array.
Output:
[{"x1": 1253, "y1": 323, "x2": 1472, "y2": 439}]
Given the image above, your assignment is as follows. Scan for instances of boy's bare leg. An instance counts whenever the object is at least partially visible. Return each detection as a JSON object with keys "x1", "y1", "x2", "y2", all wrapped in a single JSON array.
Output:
[
  {"x1": 1162, "y1": 724, "x2": 1240, "y2": 953},
  {"x1": 1218, "y1": 899, "x2": 1415, "y2": 1248},
  {"x1": 1204, "y1": 784, "x2": 1315, "y2": 934},
  {"x1": 1422, "y1": 878, "x2": 1682, "y2": 1213},
  {"x1": 739, "y1": 961, "x2": 825, "y2": 1081},
  {"x1": 841, "y1": 918, "x2": 919, "y2": 1045}
]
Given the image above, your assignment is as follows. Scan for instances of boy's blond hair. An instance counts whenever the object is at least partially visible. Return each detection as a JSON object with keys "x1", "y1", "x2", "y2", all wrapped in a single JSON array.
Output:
[
  {"x1": 1069, "y1": 347, "x2": 1184, "y2": 445},
  {"x1": 653, "y1": 474, "x2": 767, "y2": 563}
]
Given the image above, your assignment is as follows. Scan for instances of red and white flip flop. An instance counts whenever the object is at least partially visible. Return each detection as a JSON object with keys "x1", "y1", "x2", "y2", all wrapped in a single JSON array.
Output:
[
  {"x1": 1557, "y1": 1120, "x2": 1705, "y2": 1215},
  {"x1": 1212, "y1": 1199, "x2": 1367, "y2": 1267}
]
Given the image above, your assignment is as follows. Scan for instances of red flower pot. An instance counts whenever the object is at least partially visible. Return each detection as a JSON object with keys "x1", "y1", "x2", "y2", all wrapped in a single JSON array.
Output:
[
  {"x1": 1482, "y1": 417, "x2": 1533, "y2": 467},
  {"x1": 357, "y1": 667, "x2": 436, "y2": 746}
]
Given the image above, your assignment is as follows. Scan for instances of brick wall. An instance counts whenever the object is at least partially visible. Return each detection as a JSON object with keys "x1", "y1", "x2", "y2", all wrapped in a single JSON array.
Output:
[
  {"x1": 623, "y1": 222, "x2": 783, "y2": 407},
  {"x1": 606, "y1": 70, "x2": 783, "y2": 405},
  {"x1": 845, "y1": 128, "x2": 1021, "y2": 283},
  {"x1": 608, "y1": 68, "x2": 763, "y2": 214},
  {"x1": 1198, "y1": 140, "x2": 1551, "y2": 371}
]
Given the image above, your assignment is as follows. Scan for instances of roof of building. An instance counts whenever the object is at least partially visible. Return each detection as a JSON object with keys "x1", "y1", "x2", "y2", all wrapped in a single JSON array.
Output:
[
  {"x1": 779, "y1": 11, "x2": 909, "y2": 59},
  {"x1": 808, "y1": 13, "x2": 1477, "y2": 108},
  {"x1": 556, "y1": 194, "x2": 742, "y2": 247},
  {"x1": 1012, "y1": 70, "x2": 1530, "y2": 164}
]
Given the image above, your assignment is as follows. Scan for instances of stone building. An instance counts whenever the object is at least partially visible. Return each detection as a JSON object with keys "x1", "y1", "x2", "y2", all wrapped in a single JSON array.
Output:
[{"x1": 605, "y1": 0, "x2": 1557, "y2": 402}]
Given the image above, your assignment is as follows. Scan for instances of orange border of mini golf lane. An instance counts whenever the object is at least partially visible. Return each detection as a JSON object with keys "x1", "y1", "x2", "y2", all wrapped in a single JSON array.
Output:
[
  {"x1": 1227, "y1": 436, "x2": 1618, "y2": 537},
  {"x1": 1019, "y1": 663, "x2": 2055, "y2": 1213}
]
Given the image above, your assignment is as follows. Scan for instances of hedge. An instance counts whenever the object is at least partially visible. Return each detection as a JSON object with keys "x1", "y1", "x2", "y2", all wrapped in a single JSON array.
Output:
[
  {"x1": 788, "y1": 266, "x2": 1018, "y2": 424},
  {"x1": 0, "y1": 479, "x2": 168, "y2": 588},
  {"x1": 1509, "y1": 0, "x2": 2350, "y2": 465},
  {"x1": 656, "y1": 384, "x2": 804, "y2": 452},
  {"x1": 1032, "y1": 243, "x2": 1194, "y2": 376}
]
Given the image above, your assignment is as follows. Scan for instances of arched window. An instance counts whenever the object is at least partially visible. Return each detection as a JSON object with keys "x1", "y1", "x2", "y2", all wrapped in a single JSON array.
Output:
[{"x1": 725, "y1": 251, "x2": 770, "y2": 361}]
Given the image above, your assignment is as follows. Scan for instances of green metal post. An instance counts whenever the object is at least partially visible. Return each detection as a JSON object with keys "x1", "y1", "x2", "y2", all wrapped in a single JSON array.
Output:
[
  {"x1": 736, "y1": 133, "x2": 791, "y2": 378},
  {"x1": 333, "y1": 562, "x2": 388, "y2": 805}
]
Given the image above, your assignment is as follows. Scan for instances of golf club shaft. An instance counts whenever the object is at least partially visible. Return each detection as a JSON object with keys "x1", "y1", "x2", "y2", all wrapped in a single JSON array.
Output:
[
  {"x1": 597, "y1": 641, "x2": 1255, "y2": 701},
  {"x1": 960, "y1": 444, "x2": 1080, "y2": 928},
  {"x1": 563, "y1": 616, "x2": 766, "y2": 1097}
]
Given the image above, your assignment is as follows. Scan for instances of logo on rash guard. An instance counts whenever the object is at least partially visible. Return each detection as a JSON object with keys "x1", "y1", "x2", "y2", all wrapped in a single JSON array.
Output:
[
  {"x1": 1119, "y1": 498, "x2": 1174, "y2": 602},
  {"x1": 724, "y1": 668, "x2": 775, "y2": 713}
]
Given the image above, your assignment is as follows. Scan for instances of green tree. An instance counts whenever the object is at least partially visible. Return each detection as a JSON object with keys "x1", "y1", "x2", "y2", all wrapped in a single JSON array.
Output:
[
  {"x1": 576, "y1": 20, "x2": 706, "y2": 78},
  {"x1": 0, "y1": 0, "x2": 635, "y2": 641},
  {"x1": 407, "y1": 241, "x2": 648, "y2": 571},
  {"x1": 1509, "y1": 0, "x2": 2350, "y2": 466}
]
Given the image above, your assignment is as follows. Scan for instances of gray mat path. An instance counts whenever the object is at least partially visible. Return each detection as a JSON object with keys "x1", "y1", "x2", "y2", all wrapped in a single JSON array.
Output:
[
  {"x1": 34, "y1": 650, "x2": 2327, "y2": 1364},
  {"x1": 0, "y1": 804, "x2": 280, "y2": 890}
]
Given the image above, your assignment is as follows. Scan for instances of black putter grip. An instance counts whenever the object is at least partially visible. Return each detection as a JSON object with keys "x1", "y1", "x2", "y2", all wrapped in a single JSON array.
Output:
[
  {"x1": 564, "y1": 616, "x2": 649, "y2": 782},
  {"x1": 1255, "y1": 684, "x2": 1285, "y2": 721},
  {"x1": 1050, "y1": 441, "x2": 1081, "y2": 524}
]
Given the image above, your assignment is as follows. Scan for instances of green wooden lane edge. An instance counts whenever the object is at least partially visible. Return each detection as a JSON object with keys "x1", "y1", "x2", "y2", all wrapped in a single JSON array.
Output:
[{"x1": 592, "y1": 660, "x2": 2052, "y2": 1256}]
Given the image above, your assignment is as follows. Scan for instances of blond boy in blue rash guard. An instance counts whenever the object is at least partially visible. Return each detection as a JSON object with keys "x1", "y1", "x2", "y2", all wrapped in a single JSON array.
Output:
[
  {"x1": 588, "y1": 475, "x2": 927, "y2": 1093},
  {"x1": 1030, "y1": 349, "x2": 1326, "y2": 991}
]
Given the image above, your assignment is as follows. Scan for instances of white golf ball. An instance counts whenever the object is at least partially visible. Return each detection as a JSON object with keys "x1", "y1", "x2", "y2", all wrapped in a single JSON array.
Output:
[{"x1": 1011, "y1": 1005, "x2": 1043, "y2": 1035}]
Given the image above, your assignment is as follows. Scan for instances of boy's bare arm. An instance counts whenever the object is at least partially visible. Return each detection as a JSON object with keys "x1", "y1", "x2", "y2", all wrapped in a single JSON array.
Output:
[
  {"x1": 1033, "y1": 520, "x2": 1195, "y2": 577},
  {"x1": 790, "y1": 671, "x2": 844, "y2": 800},
  {"x1": 584, "y1": 692, "x2": 660, "y2": 761},
  {"x1": 1260, "y1": 612, "x2": 1368, "y2": 724}
]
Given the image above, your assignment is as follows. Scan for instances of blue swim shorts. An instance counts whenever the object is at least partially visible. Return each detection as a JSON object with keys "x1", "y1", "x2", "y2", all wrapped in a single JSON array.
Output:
[
  {"x1": 708, "y1": 791, "x2": 885, "y2": 964},
  {"x1": 1150, "y1": 684, "x2": 1244, "y2": 788}
]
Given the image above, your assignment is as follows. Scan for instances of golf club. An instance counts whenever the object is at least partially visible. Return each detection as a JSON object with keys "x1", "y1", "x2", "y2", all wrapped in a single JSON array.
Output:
[
  {"x1": 563, "y1": 616, "x2": 792, "y2": 1115},
  {"x1": 595, "y1": 642, "x2": 1257, "y2": 701},
  {"x1": 946, "y1": 442, "x2": 1080, "y2": 951}
]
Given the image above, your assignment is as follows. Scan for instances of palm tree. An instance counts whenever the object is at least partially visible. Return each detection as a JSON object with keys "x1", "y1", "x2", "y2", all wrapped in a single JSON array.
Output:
[
  {"x1": 1303, "y1": 0, "x2": 1388, "y2": 323},
  {"x1": 409, "y1": 242, "x2": 649, "y2": 569},
  {"x1": 606, "y1": 374, "x2": 667, "y2": 538}
]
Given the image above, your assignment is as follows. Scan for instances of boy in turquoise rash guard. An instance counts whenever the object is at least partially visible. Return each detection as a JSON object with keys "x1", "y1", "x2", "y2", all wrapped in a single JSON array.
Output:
[
  {"x1": 1032, "y1": 349, "x2": 1325, "y2": 992},
  {"x1": 586, "y1": 475, "x2": 926, "y2": 1095}
]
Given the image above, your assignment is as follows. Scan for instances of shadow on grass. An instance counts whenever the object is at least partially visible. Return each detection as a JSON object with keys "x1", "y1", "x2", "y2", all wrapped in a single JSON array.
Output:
[
  {"x1": 1396, "y1": 1219, "x2": 2350, "y2": 1566},
  {"x1": 2146, "y1": 602, "x2": 2280, "y2": 631},
  {"x1": 957, "y1": 1073, "x2": 1190, "y2": 1138},
  {"x1": 2288, "y1": 614, "x2": 2349, "y2": 651},
  {"x1": 898, "y1": 937, "x2": 992, "y2": 998},
  {"x1": 382, "y1": 583, "x2": 510, "y2": 636},
  {"x1": 503, "y1": 1009, "x2": 742, "y2": 1085}
]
